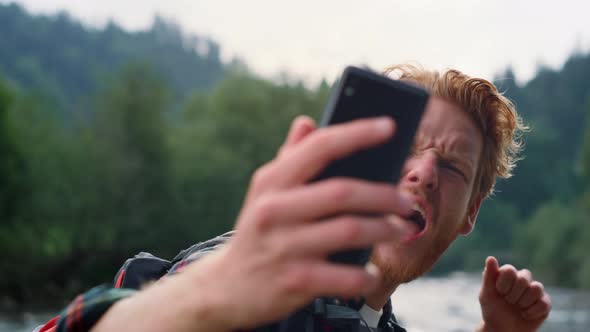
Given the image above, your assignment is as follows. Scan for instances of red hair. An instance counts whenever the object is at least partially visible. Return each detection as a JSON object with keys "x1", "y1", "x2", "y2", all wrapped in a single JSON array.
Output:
[{"x1": 383, "y1": 64, "x2": 527, "y2": 197}]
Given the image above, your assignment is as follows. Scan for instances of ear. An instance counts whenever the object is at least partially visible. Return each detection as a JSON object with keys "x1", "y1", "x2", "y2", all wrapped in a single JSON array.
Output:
[{"x1": 459, "y1": 193, "x2": 483, "y2": 235}]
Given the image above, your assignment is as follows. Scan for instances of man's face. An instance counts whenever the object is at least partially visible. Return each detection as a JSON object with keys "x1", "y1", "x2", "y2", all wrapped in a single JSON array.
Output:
[{"x1": 371, "y1": 97, "x2": 484, "y2": 286}]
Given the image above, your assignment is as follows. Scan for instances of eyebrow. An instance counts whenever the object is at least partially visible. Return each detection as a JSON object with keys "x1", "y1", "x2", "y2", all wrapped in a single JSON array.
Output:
[
  {"x1": 415, "y1": 134, "x2": 479, "y2": 180},
  {"x1": 449, "y1": 152, "x2": 476, "y2": 166},
  {"x1": 447, "y1": 138, "x2": 479, "y2": 167}
]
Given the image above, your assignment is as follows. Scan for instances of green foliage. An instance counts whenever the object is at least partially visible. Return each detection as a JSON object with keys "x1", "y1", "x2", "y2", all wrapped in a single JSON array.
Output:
[
  {"x1": 493, "y1": 54, "x2": 590, "y2": 215},
  {"x1": 578, "y1": 103, "x2": 590, "y2": 178},
  {"x1": 0, "y1": 3, "x2": 225, "y2": 112},
  {"x1": 0, "y1": 78, "x2": 25, "y2": 225},
  {"x1": 168, "y1": 72, "x2": 329, "y2": 243},
  {"x1": 0, "y1": 60, "x2": 332, "y2": 302},
  {"x1": 514, "y1": 200, "x2": 587, "y2": 288},
  {"x1": 432, "y1": 199, "x2": 521, "y2": 273}
]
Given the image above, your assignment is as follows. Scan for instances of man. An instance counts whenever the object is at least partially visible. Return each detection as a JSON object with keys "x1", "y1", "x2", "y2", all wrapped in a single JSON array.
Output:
[{"x1": 39, "y1": 64, "x2": 551, "y2": 332}]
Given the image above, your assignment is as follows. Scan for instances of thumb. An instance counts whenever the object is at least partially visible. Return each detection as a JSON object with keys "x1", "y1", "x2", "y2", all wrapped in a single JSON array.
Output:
[{"x1": 481, "y1": 256, "x2": 500, "y2": 296}]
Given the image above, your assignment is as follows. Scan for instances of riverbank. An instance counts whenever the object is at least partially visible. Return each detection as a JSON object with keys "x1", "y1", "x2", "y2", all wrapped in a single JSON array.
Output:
[
  {"x1": 3, "y1": 273, "x2": 590, "y2": 332},
  {"x1": 394, "y1": 272, "x2": 590, "y2": 332}
]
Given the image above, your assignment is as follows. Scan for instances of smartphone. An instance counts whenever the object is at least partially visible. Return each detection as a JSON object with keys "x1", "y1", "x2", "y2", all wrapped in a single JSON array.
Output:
[{"x1": 314, "y1": 66, "x2": 429, "y2": 266}]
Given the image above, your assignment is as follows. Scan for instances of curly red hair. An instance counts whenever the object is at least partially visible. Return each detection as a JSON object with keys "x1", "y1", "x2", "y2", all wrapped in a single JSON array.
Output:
[{"x1": 383, "y1": 64, "x2": 527, "y2": 197}]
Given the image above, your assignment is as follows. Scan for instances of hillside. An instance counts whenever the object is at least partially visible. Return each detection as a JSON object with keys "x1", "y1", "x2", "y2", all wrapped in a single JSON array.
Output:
[{"x1": 0, "y1": 3, "x2": 225, "y2": 109}]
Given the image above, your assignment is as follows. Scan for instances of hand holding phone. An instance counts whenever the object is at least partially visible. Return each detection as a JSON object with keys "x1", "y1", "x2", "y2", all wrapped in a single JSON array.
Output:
[{"x1": 314, "y1": 66, "x2": 429, "y2": 266}]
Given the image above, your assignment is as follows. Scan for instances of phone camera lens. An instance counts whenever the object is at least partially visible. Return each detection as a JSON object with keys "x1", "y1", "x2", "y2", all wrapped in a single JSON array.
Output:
[{"x1": 344, "y1": 86, "x2": 355, "y2": 96}]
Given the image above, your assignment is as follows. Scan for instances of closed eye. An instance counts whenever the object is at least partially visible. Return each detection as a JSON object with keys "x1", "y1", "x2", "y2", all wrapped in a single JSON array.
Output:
[{"x1": 440, "y1": 160, "x2": 467, "y2": 181}]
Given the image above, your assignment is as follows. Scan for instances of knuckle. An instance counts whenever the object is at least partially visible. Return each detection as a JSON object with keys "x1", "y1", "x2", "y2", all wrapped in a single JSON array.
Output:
[
  {"x1": 502, "y1": 264, "x2": 516, "y2": 272},
  {"x1": 530, "y1": 288, "x2": 544, "y2": 300},
  {"x1": 539, "y1": 301, "x2": 551, "y2": 313},
  {"x1": 544, "y1": 301, "x2": 551, "y2": 311},
  {"x1": 345, "y1": 273, "x2": 367, "y2": 294},
  {"x1": 339, "y1": 218, "x2": 363, "y2": 242},
  {"x1": 277, "y1": 145, "x2": 288, "y2": 157},
  {"x1": 251, "y1": 163, "x2": 275, "y2": 189},
  {"x1": 546, "y1": 301, "x2": 552, "y2": 312},
  {"x1": 252, "y1": 196, "x2": 279, "y2": 229},
  {"x1": 312, "y1": 128, "x2": 334, "y2": 147},
  {"x1": 251, "y1": 165, "x2": 268, "y2": 184},
  {"x1": 326, "y1": 180, "x2": 355, "y2": 202},
  {"x1": 273, "y1": 237, "x2": 292, "y2": 259},
  {"x1": 531, "y1": 281, "x2": 544, "y2": 293},
  {"x1": 500, "y1": 265, "x2": 517, "y2": 277},
  {"x1": 521, "y1": 268, "x2": 532, "y2": 278},
  {"x1": 516, "y1": 275, "x2": 529, "y2": 286},
  {"x1": 281, "y1": 265, "x2": 308, "y2": 294}
]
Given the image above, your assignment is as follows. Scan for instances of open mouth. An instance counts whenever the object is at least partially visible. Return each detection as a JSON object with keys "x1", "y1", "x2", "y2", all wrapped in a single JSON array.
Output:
[
  {"x1": 388, "y1": 200, "x2": 430, "y2": 242},
  {"x1": 408, "y1": 209, "x2": 426, "y2": 232},
  {"x1": 402, "y1": 202, "x2": 428, "y2": 239}
]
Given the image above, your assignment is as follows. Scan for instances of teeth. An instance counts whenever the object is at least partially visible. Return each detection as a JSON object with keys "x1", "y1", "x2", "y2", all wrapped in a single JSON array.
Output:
[{"x1": 413, "y1": 203, "x2": 425, "y2": 219}]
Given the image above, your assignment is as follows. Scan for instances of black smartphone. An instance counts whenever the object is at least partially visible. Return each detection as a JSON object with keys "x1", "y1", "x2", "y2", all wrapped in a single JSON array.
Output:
[{"x1": 314, "y1": 66, "x2": 429, "y2": 266}]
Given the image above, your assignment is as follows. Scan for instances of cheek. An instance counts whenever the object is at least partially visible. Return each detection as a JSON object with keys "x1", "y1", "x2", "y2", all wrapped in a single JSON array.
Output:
[{"x1": 437, "y1": 179, "x2": 472, "y2": 225}]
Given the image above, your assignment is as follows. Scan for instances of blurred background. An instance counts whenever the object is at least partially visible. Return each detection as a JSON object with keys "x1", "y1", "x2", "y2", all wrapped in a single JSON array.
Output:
[{"x1": 0, "y1": 1, "x2": 589, "y2": 331}]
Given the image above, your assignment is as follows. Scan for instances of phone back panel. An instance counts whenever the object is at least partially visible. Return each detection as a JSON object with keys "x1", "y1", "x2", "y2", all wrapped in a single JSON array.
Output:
[
  {"x1": 316, "y1": 66, "x2": 429, "y2": 265},
  {"x1": 317, "y1": 66, "x2": 428, "y2": 183}
]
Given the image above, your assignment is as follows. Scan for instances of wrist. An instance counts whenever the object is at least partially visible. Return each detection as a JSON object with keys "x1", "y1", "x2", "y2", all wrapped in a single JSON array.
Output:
[
  {"x1": 92, "y1": 270, "x2": 233, "y2": 332},
  {"x1": 181, "y1": 245, "x2": 236, "y2": 330},
  {"x1": 165, "y1": 271, "x2": 234, "y2": 332}
]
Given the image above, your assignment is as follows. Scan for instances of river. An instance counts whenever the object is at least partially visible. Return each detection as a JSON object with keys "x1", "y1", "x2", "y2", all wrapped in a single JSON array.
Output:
[{"x1": 2, "y1": 272, "x2": 589, "y2": 331}]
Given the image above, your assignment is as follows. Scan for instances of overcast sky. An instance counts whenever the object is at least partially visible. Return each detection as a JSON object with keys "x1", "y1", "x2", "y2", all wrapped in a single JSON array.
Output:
[{"x1": 4, "y1": 0, "x2": 590, "y2": 85}]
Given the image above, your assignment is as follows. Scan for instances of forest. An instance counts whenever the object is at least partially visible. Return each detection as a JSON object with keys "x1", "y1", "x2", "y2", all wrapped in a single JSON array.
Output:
[{"x1": 1, "y1": 3, "x2": 589, "y2": 308}]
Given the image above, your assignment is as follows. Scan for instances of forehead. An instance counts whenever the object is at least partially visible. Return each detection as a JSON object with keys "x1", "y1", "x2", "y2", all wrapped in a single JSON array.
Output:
[{"x1": 416, "y1": 97, "x2": 483, "y2": 160}]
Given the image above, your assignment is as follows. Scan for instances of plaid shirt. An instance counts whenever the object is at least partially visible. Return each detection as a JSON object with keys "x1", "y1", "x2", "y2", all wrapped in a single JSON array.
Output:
[{"x1": 36, "y1": 231, "x2": 405, "y2": 332}]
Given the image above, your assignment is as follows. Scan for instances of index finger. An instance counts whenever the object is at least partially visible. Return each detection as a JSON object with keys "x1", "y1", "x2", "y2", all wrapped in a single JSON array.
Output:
[{"x1": 274, "y1": 117, "x2": 396, "y2": 187}]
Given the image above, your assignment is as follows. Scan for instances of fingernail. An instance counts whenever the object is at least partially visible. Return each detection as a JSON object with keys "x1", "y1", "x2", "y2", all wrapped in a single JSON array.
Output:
[
  {"x1": 363, "y1": 263, "x2": 380, "y2": 294},
  {"x1": 386, "y1": 215, "x2": 412, "y2": 238},
  {"x1": 402, "y1": 190, "x2": 414, "y2": 203},
  {"x1": 365, "y1": 262, "x2": 381, "y2": 278},
  {"x1": 374, "y1": 117, "x2": 394, "y2": 135},
  {"x1": 293, "y1": 115, "x2": 307, "y2": 126},
  {"x1": 398, "y1": 191, "x2": 414, "y2": 211}
]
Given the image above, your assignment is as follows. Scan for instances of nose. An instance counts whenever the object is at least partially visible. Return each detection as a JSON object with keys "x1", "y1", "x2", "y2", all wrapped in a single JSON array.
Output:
[{"x1": 402, "y1": 150, "x2": 439, "y2": 192}]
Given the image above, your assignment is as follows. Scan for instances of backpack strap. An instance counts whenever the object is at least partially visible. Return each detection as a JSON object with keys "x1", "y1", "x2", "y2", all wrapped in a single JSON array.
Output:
[
  {"x1": 111, "y1": 232, "x2": 234, "y2": 289},
  {"x1": 262, "y1": 298, "x2": 388, "y2": 332},
  {"x1": 168, "y1": 231, "x2": 234, "y2": 274},
  {"x1": 113, "y1": 252, "x2": 172, "y2": 289}
]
